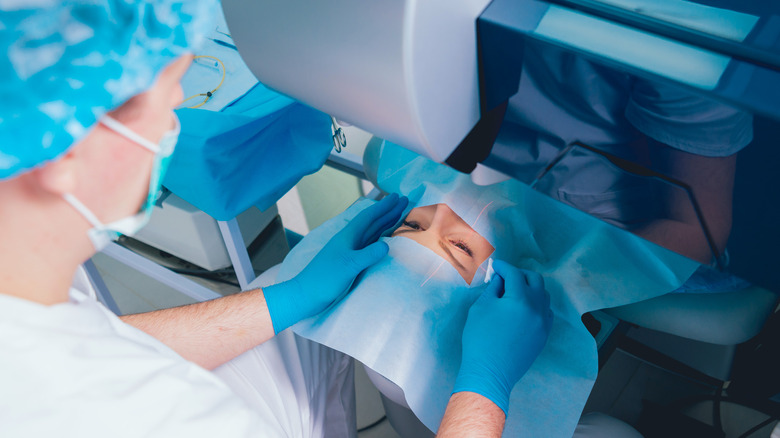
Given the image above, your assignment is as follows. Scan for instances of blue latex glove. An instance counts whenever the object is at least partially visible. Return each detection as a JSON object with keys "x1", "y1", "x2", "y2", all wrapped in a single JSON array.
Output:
[
  {"x1": 453, "y1": 260, "x2": 553, "y2": 415},
  {"x1": 264, "y1": 193, "x2": 409, "y2": 334}
]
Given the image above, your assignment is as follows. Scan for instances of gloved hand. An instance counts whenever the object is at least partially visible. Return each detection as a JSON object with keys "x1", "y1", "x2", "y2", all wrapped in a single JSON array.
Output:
[
  {"x1": 264, "y1": 193, "x2": 408, "y2": 334},
  {"x1": 453, "y1": 259, "x2": 553, "y2": 415}
]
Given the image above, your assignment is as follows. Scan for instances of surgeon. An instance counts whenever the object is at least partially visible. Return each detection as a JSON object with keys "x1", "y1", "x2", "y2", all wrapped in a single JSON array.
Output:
[{"x1": 0, "y1": 1, "x2": 551, "y2": 436}]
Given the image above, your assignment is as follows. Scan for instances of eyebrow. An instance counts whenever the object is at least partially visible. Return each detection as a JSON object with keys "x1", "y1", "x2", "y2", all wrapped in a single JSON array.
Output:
[{"x1": 438, "y1": 240, "x2": 467, "y2": 273}]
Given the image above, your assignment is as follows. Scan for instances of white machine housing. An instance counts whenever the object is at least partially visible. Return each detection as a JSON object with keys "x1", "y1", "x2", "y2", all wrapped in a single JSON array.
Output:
[
  {"x1": 134, "y1": 193, "x2": 277, "y2": 271},
  {"x1": 222, "y1": 0, "x2": 492, "y2": 163}
]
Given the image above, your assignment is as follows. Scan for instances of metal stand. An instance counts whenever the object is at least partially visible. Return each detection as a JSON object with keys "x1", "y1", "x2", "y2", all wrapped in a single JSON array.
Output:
[
  {"x1": 82, "y1": 219, "x2": 258, "y2": 314},
  {"x1": 218, "y1": 218, "x2": 257, "y2": 291},
  {"x1": 82, "y1": 259, "x2": 122, "y2": 315}
]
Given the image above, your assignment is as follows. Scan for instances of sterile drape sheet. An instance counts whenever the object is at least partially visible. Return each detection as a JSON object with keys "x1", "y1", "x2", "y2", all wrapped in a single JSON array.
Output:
[{"x1": 280, "y1": 143, "x2": 699, "y2": 437}]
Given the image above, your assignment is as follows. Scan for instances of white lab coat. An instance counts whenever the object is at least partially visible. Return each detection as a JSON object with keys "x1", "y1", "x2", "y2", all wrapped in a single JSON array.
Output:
[{"x1": 0, "y1": 288, "x2": 355, "y2": 437}]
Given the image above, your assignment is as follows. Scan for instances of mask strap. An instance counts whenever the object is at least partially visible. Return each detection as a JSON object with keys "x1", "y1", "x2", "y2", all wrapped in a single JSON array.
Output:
[
  {"x1": 101, "y1": 116, "x2": 160, "y2": 154},
  {"x1": 63, "y1": 193, "x2": 105, "y2": 229}
]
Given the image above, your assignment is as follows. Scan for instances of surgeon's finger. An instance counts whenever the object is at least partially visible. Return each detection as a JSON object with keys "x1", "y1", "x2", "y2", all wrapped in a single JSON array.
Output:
[
  {"x1": 483, "y1": 274, "x2": 505, "y2": 300},
  {"x1": 361, "y1": 199, "x2": 403, "y2": 241},
  {"x1": 521, "y1": 269, "x2": 544, "y2": 292},
  {"x1": 345, "y1": 241, "x2": 389, "y2": 274},
  {"x1": 489, "y1": 260, "x2": 524, "y2": 296},
  {"x1": 520, "y1": 270, "x2": 550, "y2": 311},
  {"x1": 359, "y1": 197, "x2": 409, "y2": 245},
  {"x1": 347, "y1": 194, "x2": 400, "y2": 238},
  {"x1": 362, "y1": 196, "x2": 408, "y2": 244}
]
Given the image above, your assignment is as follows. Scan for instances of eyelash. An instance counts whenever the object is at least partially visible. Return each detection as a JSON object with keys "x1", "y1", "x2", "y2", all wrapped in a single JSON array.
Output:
[
  {"x1": 402, "y1": 220, "x2": 474, "y2": 257},
  {"x1": 450, "y1": 239, "x2": 474, "y2": 257},
  {"x1": 402, "y1": 220, "x2": 422, "y2": 230}
]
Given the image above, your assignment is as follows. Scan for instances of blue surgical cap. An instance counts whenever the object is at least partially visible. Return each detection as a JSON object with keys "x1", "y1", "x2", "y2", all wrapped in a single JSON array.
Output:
[{"x1": 0, "y1": 0, "x2": 218, "y2": 180}]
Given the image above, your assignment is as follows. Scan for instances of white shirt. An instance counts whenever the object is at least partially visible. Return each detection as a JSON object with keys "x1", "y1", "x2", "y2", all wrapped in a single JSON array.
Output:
[{"x1": 0, "y1": 289, "x2": 283, "y2": 437}]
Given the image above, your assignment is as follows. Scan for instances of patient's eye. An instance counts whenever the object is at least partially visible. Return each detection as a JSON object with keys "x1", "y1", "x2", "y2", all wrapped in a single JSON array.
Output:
[
  {"x1": 401, "y1": 220, "x2": 423, "y2": 230},
  {"x1": 450, "y1": 239, "x2": 473, "y2": 257}
]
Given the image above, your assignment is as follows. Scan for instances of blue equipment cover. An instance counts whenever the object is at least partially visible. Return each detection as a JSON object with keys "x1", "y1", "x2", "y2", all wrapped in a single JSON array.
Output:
[{"x1": 165, "y1": 83, "x2": 332, "y2": 220}]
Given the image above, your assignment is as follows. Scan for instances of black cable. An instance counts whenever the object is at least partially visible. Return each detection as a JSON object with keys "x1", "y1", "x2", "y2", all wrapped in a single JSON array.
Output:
[
  {"x1": 168, "y1": 266, "x2": 236, "y2": 276},
  {"x1": 203, "y1": 277, "x2": 241, "y2": 288},
  {"x1": 169, "y1": 268, "x2": 241, "y2": 288},
  {"x1": 737, "y1": 416, "x2": 777, "y2": 438},
  {"x1": 116, "y1": 237, "x2": 243, "y2": 288},
  {"x1": 356, "y1": 415, "x2": 387, "y2": 433},
  {"x1": 190, "y1": 275, "x2": 240, "y2": 288}
]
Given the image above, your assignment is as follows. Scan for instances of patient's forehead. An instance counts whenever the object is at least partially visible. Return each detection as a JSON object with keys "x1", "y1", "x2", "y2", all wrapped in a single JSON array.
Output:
[
  {"x1": 408, "y1": 203, "x2": 491, "y2": 238},
  {"x1": 408, "y1": 203, "x2": 465, "y2": 219}
]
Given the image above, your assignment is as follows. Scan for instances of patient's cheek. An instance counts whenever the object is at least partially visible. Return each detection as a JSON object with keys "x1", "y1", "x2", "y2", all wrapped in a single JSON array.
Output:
[
  {"x1": 475, "y1": 240, "x2": 495, "y2": 264},
  {"x1": 394, "y1": 233, "x2": 428, "y2": 251},
  {"x1": 394, "y1": 234, "x2": 477, "y2": 284}
]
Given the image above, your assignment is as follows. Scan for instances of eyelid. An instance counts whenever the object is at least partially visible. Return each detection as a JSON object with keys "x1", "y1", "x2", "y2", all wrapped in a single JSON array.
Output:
[
  {"x1": 401, "y1": 220, "x2": 425, "y2": 231},
  {"x1": 449, "y1": 239, "x2": 474, "y2": 257}
]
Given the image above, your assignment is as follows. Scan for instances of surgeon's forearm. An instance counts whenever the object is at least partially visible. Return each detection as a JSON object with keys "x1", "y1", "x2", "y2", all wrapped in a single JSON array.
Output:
[
  {"x1": 437, "y1": 392, "x2": 505, "y2": 437},
  {"x1": 121, "y1": 288, "x2": 275, "y2": 370}
]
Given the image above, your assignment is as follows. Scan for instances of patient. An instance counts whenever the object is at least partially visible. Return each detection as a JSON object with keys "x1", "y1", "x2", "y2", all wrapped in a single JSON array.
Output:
[
  {"x1": 392, "y1": 204, "x2": 494, "y2": 284},
  {"x1": 283, "y1": 142, "x2": 700, "y2": 437}
]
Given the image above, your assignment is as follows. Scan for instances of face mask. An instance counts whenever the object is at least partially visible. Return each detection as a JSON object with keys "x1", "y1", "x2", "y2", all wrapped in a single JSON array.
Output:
[{"x1": 63, "y1": 114, "x2": 180, "y2": 251}]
